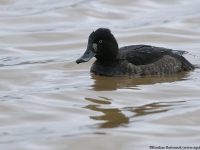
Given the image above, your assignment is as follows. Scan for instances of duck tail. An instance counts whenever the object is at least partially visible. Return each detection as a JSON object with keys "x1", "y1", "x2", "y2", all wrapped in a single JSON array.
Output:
[{"x1": 179, "y1": 56, "x2": 195, "y2": 71}]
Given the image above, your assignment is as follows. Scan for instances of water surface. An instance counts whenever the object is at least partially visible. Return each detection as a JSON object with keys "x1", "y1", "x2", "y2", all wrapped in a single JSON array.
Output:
[{"x1": 0, "y1": 0, "x2": 200, "y2": 149}]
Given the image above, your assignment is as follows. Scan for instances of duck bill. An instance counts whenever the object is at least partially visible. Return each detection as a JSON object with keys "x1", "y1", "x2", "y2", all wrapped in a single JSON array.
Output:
[{"x1": 76, "y1": 46, "x2": 96, "y2": 64}]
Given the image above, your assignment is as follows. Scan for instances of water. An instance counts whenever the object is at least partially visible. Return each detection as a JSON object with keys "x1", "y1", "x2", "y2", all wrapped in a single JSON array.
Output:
[{"x1": 0, "y1": 0, "x2": 200, "y2": 149}]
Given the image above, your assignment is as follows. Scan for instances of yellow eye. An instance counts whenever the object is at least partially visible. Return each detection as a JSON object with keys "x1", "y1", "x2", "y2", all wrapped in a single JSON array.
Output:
[{"x1": 99, "y1": 40, "x2": 102, "y2": 43}]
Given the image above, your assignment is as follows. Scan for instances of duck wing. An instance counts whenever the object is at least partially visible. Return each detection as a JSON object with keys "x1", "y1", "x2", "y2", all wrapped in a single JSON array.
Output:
[{"x1": 119, "y1": 45, "x2": 187, "y2": 66}]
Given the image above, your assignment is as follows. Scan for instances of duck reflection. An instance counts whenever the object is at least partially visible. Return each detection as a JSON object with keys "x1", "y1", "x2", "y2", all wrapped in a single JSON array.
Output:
[
  {"x1": 84, "y1": 97, "x2": 184, "y2": 128},
  {"x1": 91, "y1": 71, "x2": 189, "y2": 91},
  {"x1": 84, "y1": 97, "x2": 128, "y2": 128}
]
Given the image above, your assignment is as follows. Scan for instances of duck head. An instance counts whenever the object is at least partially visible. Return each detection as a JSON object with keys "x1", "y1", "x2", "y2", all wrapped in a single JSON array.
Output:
[{"x1": 76, "y1": 28, "x2": 118, "y2": 64}]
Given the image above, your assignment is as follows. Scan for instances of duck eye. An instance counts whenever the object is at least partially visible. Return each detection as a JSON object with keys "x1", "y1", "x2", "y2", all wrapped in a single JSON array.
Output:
[{"x1": 99, "y1": 40, "x2": 102, "y2": 44}]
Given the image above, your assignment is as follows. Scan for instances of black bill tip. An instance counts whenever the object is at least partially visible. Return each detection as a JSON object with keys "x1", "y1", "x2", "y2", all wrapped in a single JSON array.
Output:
[{"x1": 76, "y1": 58, "x2": 82, "y2": 64}]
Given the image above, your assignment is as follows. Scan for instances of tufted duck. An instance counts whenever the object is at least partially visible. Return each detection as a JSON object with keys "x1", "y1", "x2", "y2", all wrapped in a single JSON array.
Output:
[{"x1": 76, "y1": 28, "x2": 194, "y2": 76}]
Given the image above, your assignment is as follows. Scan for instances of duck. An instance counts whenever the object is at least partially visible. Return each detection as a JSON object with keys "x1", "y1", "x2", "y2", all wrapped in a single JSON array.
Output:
[{"x1": 76, "y1": 28, "x2": 194, "y2": 76}]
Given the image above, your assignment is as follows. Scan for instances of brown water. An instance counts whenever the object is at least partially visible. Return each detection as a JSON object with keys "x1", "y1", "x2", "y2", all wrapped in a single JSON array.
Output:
[{"x1": 0, "y1": 0, "x2": 200, "y2": 150}]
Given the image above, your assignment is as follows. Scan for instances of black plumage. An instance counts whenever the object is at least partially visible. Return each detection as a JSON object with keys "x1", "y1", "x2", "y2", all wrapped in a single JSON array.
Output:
[{"x1": 76, "y1": 28, "x2": 194, "y2": 76}]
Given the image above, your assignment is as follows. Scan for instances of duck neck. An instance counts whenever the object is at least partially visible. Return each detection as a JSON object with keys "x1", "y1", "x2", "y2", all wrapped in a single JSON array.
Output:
[
  {"x1": 96, "y1": 54, "x2": 119, "y2": 64},
  {"x1": 96, "y1": 48, "x2": 119, "y2": 63}
]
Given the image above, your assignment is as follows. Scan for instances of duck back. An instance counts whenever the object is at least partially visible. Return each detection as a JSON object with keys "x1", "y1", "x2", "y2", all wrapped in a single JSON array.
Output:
[{"x1": 90, "y1": 45, "x2": 194, "y2": 76}]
